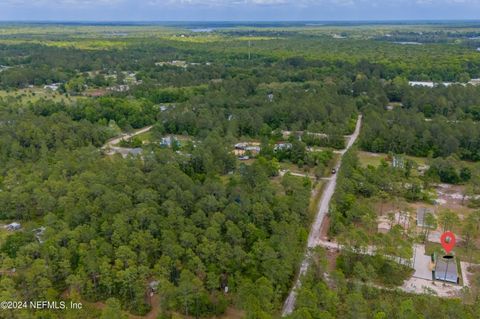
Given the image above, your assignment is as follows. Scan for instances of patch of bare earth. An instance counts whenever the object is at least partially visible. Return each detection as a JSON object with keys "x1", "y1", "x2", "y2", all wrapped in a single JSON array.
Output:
[{"x1": 320, "y1": 214, "x2": 330, "y2": 241}]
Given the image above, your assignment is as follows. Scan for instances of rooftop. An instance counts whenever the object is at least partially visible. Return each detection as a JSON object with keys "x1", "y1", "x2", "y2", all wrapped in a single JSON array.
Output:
[{"x1": 434, "y1": 255, "x2": 458, "y2": 284}]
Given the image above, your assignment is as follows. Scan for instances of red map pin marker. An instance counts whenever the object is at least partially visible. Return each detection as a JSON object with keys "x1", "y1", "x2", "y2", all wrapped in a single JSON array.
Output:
[{"x1": 440, "y1": 231, "x2": 456, "y2": 254}]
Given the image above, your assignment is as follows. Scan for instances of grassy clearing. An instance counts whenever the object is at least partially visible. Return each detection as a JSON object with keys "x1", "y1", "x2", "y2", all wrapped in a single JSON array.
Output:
[
  {"x1": 163, "y1": 34, "x2": 277, "y2": 44},
  {"x1": 164, "y1": 34, "x2": 224, "y2": 43},
  {"x1": 0, "y1": 227, "x2": 10, "y2": 247},
  {"x1": 277, "y1": 151, "x2": 337, "y2": 178},
  {"x1": 135, "y1": 131, "x2": 153, "y2": 143},
  {"x1": 358, "y1": 151, "x2": 479, "y2": 171},
  {"x1": 357, "y1": 151, "x2": 430, "y2": 168},
  {"x1": 0, "y1": 88, "x2": 79, "y2": 104},
  {"x1": 0, "y1": 38, "x2": 127, "y2": 50},
  {"x1": 279, "y1": 161, "x2": 315, "y2": 176},
  {"x1": 357, "y1": 151, "x2": 387, "y2": 167},
  {"x1": 236, "y1": 36, "x2": 279, "y2": 41}
]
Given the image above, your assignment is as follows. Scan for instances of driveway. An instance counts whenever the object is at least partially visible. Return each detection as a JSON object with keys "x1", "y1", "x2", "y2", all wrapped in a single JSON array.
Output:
[
  {"x1": 102, "y1": 125, "x2": 153, "y2": 150},
  {"x1": 412, "y1": 244, "x2": 433, "y2": 280}
]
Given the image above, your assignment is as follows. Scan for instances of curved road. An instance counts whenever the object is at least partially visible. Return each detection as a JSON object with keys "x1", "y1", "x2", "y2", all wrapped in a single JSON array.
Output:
[
  {"x1": 282, "y1": 115, "x2": 362, "y2": 316},
  {"x1": 101, "y1": 126, "x2": 153, "y2": 157},
  {"x1": 102, "y1": 125, "x2": 153, "y2": 150}
]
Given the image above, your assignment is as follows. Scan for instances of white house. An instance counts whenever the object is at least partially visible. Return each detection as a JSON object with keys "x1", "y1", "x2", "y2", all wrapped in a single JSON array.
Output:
[
  {"x1": 5, "y1": 222, "x2": 21, "y2": 231},
  {"x1": 274, "y1": 142, "x2": 293, "y2": 151},
  {"x1": 161, "y1": 136, "x2": 173, "y2": 147},
  {"x1": 44, "y1": 83, "x2": 61, "y2": 91}
]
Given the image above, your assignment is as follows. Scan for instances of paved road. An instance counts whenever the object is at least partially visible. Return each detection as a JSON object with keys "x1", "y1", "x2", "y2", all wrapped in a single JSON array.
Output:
[{"x1": 282, "y1": 115, "x2": 362, "y2": 316}]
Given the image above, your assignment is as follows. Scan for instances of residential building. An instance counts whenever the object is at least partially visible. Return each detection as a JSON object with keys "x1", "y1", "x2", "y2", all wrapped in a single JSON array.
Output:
[
  {"x1": 5, "y1": 222, "x2": 21, "y2": 231},
  {"x1": 274, "y1": 142, "x2": 293, "y2": 151},
  {"x1": 434, "y1": 254, "x2": 459, "y2": 284}
]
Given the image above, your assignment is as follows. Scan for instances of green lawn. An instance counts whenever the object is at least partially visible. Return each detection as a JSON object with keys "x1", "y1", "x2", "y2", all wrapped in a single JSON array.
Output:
[
  {"x1": 357, "y1": 151, "x2": 388, "y2": 167},
  {"x1": 135, "y1": 131, "x2": 152, "y2": 143}
]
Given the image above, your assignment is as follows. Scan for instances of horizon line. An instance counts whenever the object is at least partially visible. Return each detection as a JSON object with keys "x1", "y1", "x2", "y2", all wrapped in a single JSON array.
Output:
[{"x1": 1, "y1": 19, "x2": 480, "y2": 23}]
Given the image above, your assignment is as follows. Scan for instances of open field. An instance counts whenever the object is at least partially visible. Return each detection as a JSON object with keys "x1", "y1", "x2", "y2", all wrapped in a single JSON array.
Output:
[
  {"x1": 278, "y1": 161, "x2": 316, "y2": 177},
  {"x1": 358, "y1": 151, "x2": 429, "y2": 168},
  {"x1": 358, "y1": 151, "x2": 480, "y2": 171},
  {"x1": 0, "y1": 88, "x2": 79, "y2": 103}
]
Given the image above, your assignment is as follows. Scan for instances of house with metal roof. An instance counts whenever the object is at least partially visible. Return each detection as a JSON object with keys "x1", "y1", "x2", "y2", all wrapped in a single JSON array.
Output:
[{"x1": 434, "y1": 254, "x2": 459, "y2": 284}]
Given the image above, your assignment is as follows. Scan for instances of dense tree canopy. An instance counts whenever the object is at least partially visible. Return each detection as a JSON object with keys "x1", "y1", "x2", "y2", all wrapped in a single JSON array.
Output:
[{"x1": 2, "y1": 22, "x2": 480, "y2": 318}]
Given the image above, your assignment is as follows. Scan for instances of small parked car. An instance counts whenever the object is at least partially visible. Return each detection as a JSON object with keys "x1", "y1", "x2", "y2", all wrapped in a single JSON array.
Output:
[{"x1": 331, "y1": 168, "x2": 337, "y2": 174}]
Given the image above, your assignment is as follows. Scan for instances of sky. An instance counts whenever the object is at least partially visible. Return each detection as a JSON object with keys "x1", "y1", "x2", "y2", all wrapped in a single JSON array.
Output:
[{"x1": 0, "y1": 0, "x2": 480, "y2": 21}]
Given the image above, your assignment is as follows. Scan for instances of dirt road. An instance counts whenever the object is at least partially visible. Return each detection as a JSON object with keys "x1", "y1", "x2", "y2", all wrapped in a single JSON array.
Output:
[
  {"x1": 102, "y1": 126, "x2": 153, "y2": 157},
  {"x1": 282, "y1": 115, "x2": 362, "y2": 316},
  {"x1": 102, "y1": 125, "x2": 153, "y2": 150}
]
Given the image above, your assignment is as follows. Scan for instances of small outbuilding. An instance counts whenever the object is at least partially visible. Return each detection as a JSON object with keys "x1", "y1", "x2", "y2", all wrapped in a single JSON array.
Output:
[
  {"x1": 392, "y1": 155, "x2": 405, "y2": 169},
  {"x1": 245, "y1": 146, "x2": 261, "y2": 153},
  {"x1": 5, "y1": 222, "x2": 21, "y2": 231},
  {"x1": 161, "y1": 136, "x2": 173, "y2": 147},
  {"x1": 235, "y1": 143, "x2": 248, "y2": 150},
  {"x1": 234, "y1": 142, "x2": 261, "y2": 156},
  {"x1": 44, "y1": 83, "x2": 60, "y2": 91},
  {"x1": 128, "y1": 148, "x2": 143, "y2": 156}
]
